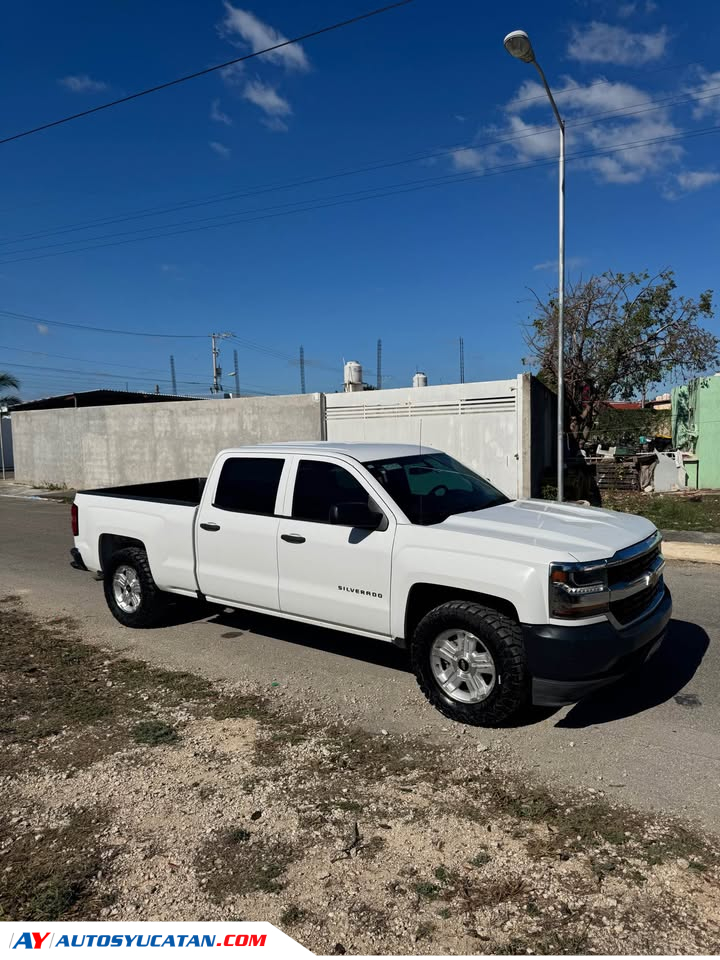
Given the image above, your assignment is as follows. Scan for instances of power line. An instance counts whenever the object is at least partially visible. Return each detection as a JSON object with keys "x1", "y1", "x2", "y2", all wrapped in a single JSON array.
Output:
[
  {"x1": 0, "y1": 308, "x2": 208, "y2": 337},
  {"x1": 0, "y1": 0, "x2": 414, "y2": 148},
  {"x1": 0, "y1": 312, "x2": 341, "y2": 377},
  {"x1": 1, "y1": 358, "x2": 278, "y2": 395},
  {"x1": 4, "y1": 82, "x2": 718, "y2": 251},
  {"x1": 3, "y1": 119, "x2": 720, "y2": 267},
  {"x1": 0, "y1": 342, "x2": 191, "y2": 375}
]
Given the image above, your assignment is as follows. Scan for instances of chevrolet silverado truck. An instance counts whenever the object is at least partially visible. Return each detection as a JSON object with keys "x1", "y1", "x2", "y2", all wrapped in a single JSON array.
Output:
[{"x1": 70, "y1": 442, "x2": 671, "y2": 726}]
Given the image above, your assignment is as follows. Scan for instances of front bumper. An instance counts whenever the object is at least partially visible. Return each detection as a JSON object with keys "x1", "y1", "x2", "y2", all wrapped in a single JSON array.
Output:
[{"x1": 523, "y1": 585, "x2": 672, "y2": 707}]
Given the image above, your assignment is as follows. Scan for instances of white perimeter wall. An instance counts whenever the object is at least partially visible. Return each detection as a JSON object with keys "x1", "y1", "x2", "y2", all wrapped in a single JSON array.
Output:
[{"x1": 326, "y1": 376, "x2": 530, "y2": 499}]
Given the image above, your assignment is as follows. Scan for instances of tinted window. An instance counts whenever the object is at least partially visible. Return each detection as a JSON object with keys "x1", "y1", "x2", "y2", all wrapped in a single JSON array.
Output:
[
  {"x1": 292, "y1": 460, "x2": 369, "y2": 523},
  {"x1": 214, "y1": 457, "x2": 284, "y2": 515},
  {"x1": 365, "y1": 453, "x2": 510, "y2": 525}
]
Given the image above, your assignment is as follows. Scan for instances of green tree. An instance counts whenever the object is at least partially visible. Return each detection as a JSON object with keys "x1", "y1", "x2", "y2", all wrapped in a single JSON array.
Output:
[
  {"x1": 523, "y1": 270, "x2": 718, "y2": 440},
  {"x1": 0, "y1": 371, "x2": 21, "y2": 407}
]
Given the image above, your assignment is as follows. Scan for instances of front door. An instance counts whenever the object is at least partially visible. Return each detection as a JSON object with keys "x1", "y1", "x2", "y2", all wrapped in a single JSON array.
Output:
[
  {"x1": 196, "y1": 454, "x2": 287, "y2": 610},
  {"x1": 278, "y1": 457, "x2": 393, "y2": 636}
]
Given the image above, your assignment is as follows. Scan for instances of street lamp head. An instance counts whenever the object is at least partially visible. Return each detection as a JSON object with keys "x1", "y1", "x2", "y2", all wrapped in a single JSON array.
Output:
[{"x1": 503, "y1": 30, "x2": 535, "y2": 63}]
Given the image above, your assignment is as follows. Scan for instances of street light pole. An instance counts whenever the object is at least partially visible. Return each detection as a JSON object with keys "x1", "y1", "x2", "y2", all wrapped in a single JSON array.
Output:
[{"x1": 504, "y1": 30, "x2": 565, "y2": 502}]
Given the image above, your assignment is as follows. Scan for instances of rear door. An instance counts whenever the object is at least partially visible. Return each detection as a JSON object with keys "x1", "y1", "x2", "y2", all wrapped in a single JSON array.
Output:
[
  {"x1": 195, "y1": 454, "x2": 288, "y2": 610},
  {"x1": 277, "y1": 456, "x2": 394, "y2": 636}
]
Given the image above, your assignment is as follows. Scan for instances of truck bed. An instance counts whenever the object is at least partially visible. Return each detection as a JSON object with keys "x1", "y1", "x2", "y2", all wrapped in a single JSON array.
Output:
[{"x1": 81, "y1": 477, "x2": 206, "y2": 506}]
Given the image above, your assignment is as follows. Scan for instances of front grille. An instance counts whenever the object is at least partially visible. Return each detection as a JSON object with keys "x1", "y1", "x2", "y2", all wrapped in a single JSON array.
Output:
[
  {"x1": 610, "y1": 578, "x2": 663, "y2": 625},
  {"x1": 608, "y1": 544, "x2": 660, "y2": 586}
]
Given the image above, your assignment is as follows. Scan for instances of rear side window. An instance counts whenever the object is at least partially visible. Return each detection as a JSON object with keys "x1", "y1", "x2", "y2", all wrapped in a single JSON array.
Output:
[
  {"x1": 214, "y1": 457, "x2": 284, "y2": 515},
  {"x1": 292, "y1": 459, "x2": 368, "y2": 523}
]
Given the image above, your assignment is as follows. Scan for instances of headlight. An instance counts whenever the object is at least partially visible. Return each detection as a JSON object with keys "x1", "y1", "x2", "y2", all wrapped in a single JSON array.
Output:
[{"x1": 549, "y1": 561, "x2": 609, "y2": 619}]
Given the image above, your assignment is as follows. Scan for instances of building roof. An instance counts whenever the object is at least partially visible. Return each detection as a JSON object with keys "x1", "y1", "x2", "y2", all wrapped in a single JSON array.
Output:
[
  {"x1": 11, "y1": 388, "x2": 206, "y2": 412},
  {"x1": 603, "y1": 401, "x2": 644, "y2": 411}
]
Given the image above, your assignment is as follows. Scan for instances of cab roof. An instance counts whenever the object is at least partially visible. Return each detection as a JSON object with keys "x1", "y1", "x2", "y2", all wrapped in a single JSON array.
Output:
[{"x1": 226, "y1": 441, "x2": 441, "y2": 463}]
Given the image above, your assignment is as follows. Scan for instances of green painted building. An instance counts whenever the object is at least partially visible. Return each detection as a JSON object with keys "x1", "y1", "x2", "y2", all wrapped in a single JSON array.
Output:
[{"x1": 672, "y1": 374, "x2": 720, "y2": 489}]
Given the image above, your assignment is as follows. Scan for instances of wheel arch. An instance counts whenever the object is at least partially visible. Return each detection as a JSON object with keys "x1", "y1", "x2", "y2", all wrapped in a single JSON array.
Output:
[
  {"x1": 99, "y1": 533, "x2": 147, "y2": 577},
  {"x1": 403, "y1": 582, "x2": 519, "y2": 644}
]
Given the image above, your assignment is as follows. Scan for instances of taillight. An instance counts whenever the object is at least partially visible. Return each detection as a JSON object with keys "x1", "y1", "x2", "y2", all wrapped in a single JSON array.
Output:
[{"x1": 71, "y1": 503, "x2": 79, "y2": 537}]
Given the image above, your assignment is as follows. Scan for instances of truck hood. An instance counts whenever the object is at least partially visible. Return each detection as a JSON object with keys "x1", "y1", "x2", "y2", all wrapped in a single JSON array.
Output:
[{"x1": 437, "y1": 499, "x2": 657, "y2": 562}]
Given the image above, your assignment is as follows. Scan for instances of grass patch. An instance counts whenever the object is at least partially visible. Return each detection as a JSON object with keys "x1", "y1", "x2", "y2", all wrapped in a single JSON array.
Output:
[
  {"x1": 132, "y1": 720, "x2": 179, "y2": 746},
  {"x1": 0, "y1": 604, "x2": 215, "y2": 775},
  {"x1": 414, "y1": 882, "x2": 440, "y2": 900},
  {"x1": 212, "y1": 695, "x2": 265, "y2": 721},
  {"x1": 414, "y1": 922, "x2": 435, "y2": 941},
  {"x1": 280, "y1": 904, "x2": 307, "y2": 926},
  {"x1": 195, "y1": 828, "x2": 294, "y2": 900},
  {"x1": 0, "y1": 808, "x2": 111, "y2": 921},
  {"x1": 602, "y1": 491, "x2": 720, "y2": 533},
  {"x1": 468, "y1": 849, "x2": 491, "y2": 868}
]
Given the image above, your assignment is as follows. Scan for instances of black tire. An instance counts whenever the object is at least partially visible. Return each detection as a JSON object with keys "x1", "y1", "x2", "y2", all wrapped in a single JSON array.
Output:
[
  {"x1": 103, "y1": 547, "x2": 171, "y2": 628},
  {"x1": 410, "y1": 600, "x2": 529, "y2": 726}
]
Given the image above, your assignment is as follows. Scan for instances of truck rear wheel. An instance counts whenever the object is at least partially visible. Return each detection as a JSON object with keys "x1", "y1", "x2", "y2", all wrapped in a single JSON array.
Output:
[
  {"x1": 103, "y1": 547, "x2": 170, "y2": 628},
  {"x1": 410, "y1": 601, "x2": 529, "y2": 726}
]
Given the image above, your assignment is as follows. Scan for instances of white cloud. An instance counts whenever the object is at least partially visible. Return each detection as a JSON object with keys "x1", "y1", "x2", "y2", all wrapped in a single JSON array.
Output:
[
  {"x1": 160, "y1": 263, "x2": 179, "y2": 273},
  {"x1": 261, "y1": 116, "x2": 289, "y2": 132},
  {"x1": 676, "y1": 170, "x2": 720, "y2": 190},
  {"x1": 451, "y1": 147, "x2": 486, "y2": 172},
  {"x1": 242, "y1": 80, "x2": 292, "y2": 129},
  {"x1": 567, "y1": 22, "x2": 669, "y2": 65},
  {"x1": 618, "y1": 3, "x2": 637, "y2": 17},
  {"x1": 533, "y1": 256, "x2": 587, "y2": 272},
  {"x1": 220, "y1": 62, "x2": 245, "y2": 86},
  {"x1": 59, "y1": 74, "x2": 107, "y2": 93},
  {"x1": 36, "y1": 323, "x2": 49, "y2": 335},
  {"x1": 453, "y1": 76, "x2": 682, "y2": 187},
  {"x1": 209, "y1": 140, "x2": 231, "y2": 157},
  {"x1": 210, "y1": 99, "x2": 233, "y2": 125},
  {"x1": 220, "y1": 5, "x2": 309, "y2": 72},
  {"x1": 664, "y1": 169, "x2": 720, "y2": 198},
  {"x1": 686, "y1": 69, "x2": 720, "y2": 118}
]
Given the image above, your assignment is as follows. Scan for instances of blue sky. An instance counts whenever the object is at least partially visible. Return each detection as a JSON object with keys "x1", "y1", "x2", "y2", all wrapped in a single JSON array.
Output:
[{"x1": 2, "y1": 0, "x2": 720, "y2": 401}]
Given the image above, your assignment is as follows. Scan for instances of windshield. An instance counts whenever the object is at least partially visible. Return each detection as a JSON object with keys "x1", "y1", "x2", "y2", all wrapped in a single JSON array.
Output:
[{"x1": 364, "y1": 453, "x2": 511, "y2": 525}]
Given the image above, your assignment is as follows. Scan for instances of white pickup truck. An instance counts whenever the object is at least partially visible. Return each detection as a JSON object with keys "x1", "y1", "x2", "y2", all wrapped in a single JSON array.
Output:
[{"x1": 70, "y1": 442, "x2": 671, "y2": 726}]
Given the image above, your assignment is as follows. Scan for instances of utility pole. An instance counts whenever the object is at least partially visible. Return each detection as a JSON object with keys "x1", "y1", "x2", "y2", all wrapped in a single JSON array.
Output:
[
  {"x1": 210, "y1": 332, "x2": 234, "y2": 395},
  {"x1": 459, "y1": 336, "x2": 465, "y2": 384},
  {"x1": 170, "y1": 355, "x2": 177, "y2": 395},
  {"x1": 233, "y1": 349, "x2": 240, "y2": 396},
  {"x1": 299, "y1": 345, "x2": 306, "y2": 394},
  {"x1": 376, "y1": 339, "x2": 382, "y2": 390}
]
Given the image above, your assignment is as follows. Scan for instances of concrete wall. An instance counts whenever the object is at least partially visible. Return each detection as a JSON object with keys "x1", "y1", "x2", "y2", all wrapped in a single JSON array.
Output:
[
  {"x1": 12, "y1": 393, "x2": 324, "y2": 489},
  {"x1": 326, "y1": 376, "x2": 535, "y2": 499}
]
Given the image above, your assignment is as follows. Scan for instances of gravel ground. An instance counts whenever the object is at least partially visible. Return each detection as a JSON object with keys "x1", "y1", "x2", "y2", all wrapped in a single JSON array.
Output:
[{"x1": 2, "y1": 596, "x2": 719, "y2": 955}]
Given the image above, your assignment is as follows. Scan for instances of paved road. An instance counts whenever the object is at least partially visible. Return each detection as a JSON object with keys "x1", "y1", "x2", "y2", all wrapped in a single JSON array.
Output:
[{"x1": 2, "y1": 497, "x2": 719, "y2": 830}]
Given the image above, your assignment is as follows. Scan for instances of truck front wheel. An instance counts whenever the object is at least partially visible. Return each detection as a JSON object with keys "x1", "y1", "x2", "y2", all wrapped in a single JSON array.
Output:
[
  {"x1": 410, "y1": 601, "x2": 529, "y2": 726},
  {"x1": 103, "y1": 547, "x2": 170, "y2": 628}
]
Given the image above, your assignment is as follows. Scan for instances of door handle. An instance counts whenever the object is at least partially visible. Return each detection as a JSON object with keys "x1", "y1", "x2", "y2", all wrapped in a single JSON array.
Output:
[
  {"x1": 200, "y1": 522, "x2": 221, "y2": 532},
  {"x1": 281, "y1": 534, "x2": 306, "y2": 544}
]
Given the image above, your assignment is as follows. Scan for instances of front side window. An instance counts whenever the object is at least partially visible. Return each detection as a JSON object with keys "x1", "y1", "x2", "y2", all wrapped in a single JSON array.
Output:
[
  {"x1": 292, "y1": 459, "x2": 369, "y2": 523},
  {"x1": 365, "y1": 453, "x2": 509, "y2": 525},
  {"x1": 214, "y1": 457, "x2": 284, "y2": 515}
]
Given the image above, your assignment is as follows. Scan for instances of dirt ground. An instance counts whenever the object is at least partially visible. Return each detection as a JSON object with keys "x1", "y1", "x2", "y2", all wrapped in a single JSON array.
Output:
[{"x1": 2, "y1": 595, "x2": 719, "y2": 955}]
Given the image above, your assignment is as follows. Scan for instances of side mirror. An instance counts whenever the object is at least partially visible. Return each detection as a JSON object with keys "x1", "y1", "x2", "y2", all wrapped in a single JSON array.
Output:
[{"x1": 330, "y1": 500, "x2": 384, "y2": 530}]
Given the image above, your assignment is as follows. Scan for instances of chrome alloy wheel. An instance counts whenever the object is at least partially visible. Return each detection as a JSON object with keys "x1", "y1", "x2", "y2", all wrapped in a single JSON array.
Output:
[
  {"x1": 430, "y1": 628, "x2": 497, "y2": 703},
  {"x1": 112, "y1": 565, "x2": 142, "y2": 613}
]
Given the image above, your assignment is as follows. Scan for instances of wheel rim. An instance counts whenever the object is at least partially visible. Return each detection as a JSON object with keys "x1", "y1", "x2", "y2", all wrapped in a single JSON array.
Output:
[
  {"x1": 112, "y1": 565, "x2": 142, "y2": 613},
  {"x1": 430, "y1": 628, "x2": 497, "y2": 704}
]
